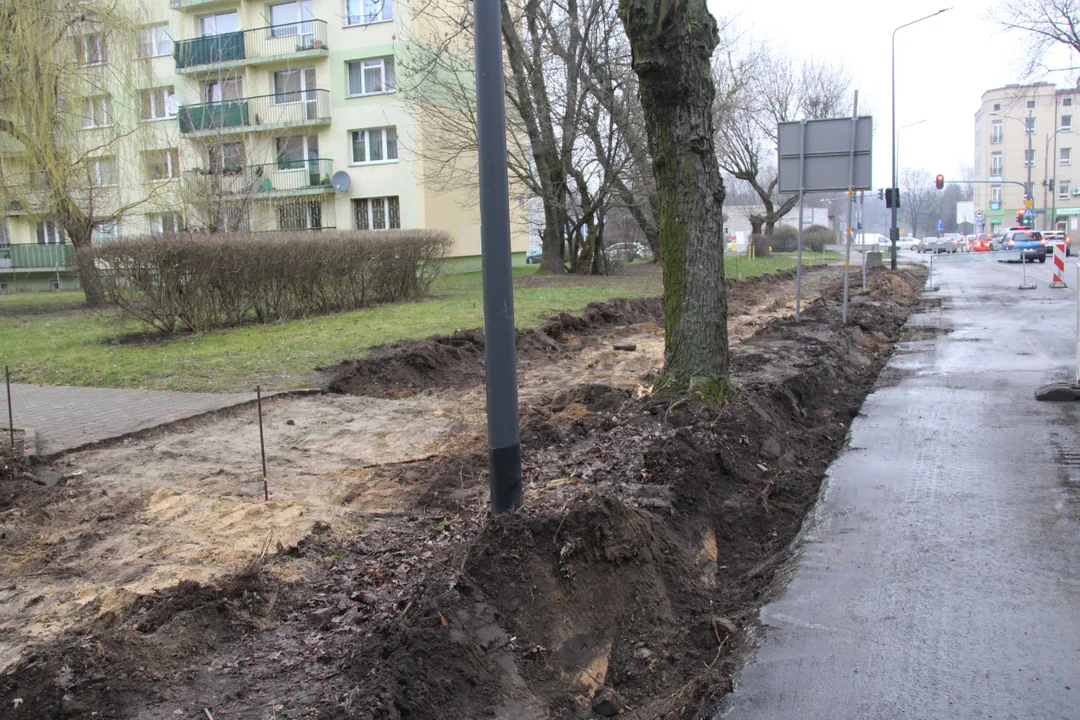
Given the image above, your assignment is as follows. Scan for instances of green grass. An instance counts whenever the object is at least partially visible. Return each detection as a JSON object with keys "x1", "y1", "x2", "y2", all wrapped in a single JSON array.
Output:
[{"x1": 0, "y1": 255, "x2": 809, "y2": 393}]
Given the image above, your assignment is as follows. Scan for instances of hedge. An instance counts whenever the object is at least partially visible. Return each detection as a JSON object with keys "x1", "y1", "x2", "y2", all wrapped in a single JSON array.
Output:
[{"x1": 96, "y1": 230, "x2": 451, "y2": 333}]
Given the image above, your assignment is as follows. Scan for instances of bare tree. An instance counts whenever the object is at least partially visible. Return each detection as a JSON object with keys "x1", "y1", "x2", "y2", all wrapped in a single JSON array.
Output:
[
  {"x1": 620, "y1": 0, "x2": 730, "y2": 391},
  {"x1": 901, "y1": 168, "x2": 934, "y2": 237},
  {"x1": 990, "y1": 0, "x2": 1080, "y2": 77},
  {"x1": 0, "y1": 0, "x2": 174, "y2": 305}
]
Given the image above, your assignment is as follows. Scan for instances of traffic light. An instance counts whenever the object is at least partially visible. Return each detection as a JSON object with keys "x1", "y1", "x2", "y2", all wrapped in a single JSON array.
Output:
[
  {"x1": 878, "y1": 188, "x2": 884, "y2": 201},
  {"x1": 1016, "y1": 209, "x2": 1030, "y2": 227},
  {"x1": 935, "y1": 174, "x2": 945, "y2": 190}
]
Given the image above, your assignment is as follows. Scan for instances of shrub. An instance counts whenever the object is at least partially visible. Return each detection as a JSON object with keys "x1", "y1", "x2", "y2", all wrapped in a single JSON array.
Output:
[
  {"x1": 97, "y1": 230, "x2": 451, "y2": 333},
  {"x1": 803, "y1": 225, "x2": 835, "y2": 253},
  {"x1": 750, "y1": 234, "x2": 772, "y2": 258},
  {"x1": 771, "y1": 225, "x2": 798, "y2": 252}
]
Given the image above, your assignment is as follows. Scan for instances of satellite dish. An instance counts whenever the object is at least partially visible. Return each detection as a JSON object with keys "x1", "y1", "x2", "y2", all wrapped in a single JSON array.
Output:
[{"x1": 331, "y1": 171, "x2": 351, "y2": 192}]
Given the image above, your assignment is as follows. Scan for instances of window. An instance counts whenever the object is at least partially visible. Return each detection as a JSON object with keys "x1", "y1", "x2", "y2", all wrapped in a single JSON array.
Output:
[
  {"x1": 204, "y1": 78, "x2": 243, "y2": 103},
  {"x1": 347, "y1": 57, "x2": 395, "y2": 96},
  {"x1": 353, "y1": 196, "x2": 400, "y2": 230},
  {"x1": 991, "y1": 152, "x2": 1003, "y2": 175},
  {"x1": 991, "y1": 186, "x2": 1002, "y2": 205},
  {"x1": 1025, "y1": 116, "x2": 1036, "y2": 135},
  {"x1": 1025, "y1": 149, "x2": 1036, "y2": 167},
  {"x1": 91, "y1": 220, "x2": 122, "y2": 244},
  {"x1": 82, "y1": 95, "x2": 113, "y2": 129},
  {"x1": 350, "y1": 127, "x2": 397, "y2": 164},
  {"x1": 345, "y1": 0, "x2": 392, "y2": 26},
  {"x1": 76, "y1": 33, "x2": 107, "y2": 66},
  {"x1": 138, "y1": 24, "x2": 173, "y2": 58},
  {"x1": 91, "y1": 157, "x2": 118, "y2": 187},
  {"x1": 200, "y1": 11, "x2": 239, "y2": 36},
  {"x1": 37, "y1": 221, "x2": 66, "y2": 245},
  {"x1": 1066, "y1": 98, "x2": 1074, "y2": 107},
  {"x1": 1062, "y1": 147, "x2": 1072, "y2": 166},
  {"x1": 208, "y1": 142, "x2": 246, "y2": 174},
  {"x1": 275, "y1": 134, "x2": 318, "y2": 170},
  {"x1": 147, "y1": 212, "x2": 184, "y2": 234},
  {"x1": 1060, "y1": 182, "x2": 1071, "y2": 201},
  {"x1": 144, "y1": 148, "x2": 180, "y2": 182},
  {"x1": 1062, "y1": 115, "x2": 1073, "y2": 132},
  {"x1": 993, "y1": 103, "x2": 1001, "y2": 111},
  {"x1": 273, "y1": 68, "x2": 316, "y2": 104},
  {"x1": 140, "y1": 86, "x2": 178, "y2": 121},
  {"x1": 270, "y1": 0, "x2": 313, "y2": 36},
  {"x1": 1027, "y1": 100, "x2": 1036, "y2": 108},
  {"x1": 278, "y1": 200, "x2": 322, "y2": 230},
  {"x1": 991, "y1": 120, "x2": 1002, "y2": 144}
]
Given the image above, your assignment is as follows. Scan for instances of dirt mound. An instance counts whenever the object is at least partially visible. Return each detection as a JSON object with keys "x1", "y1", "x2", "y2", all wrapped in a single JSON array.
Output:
[
  {"x1": 0, "y1": 266, "x2": 928, "y2": 719},
  {"x1": 325, "y1": 298, "x2": 663, "y2": 398}
]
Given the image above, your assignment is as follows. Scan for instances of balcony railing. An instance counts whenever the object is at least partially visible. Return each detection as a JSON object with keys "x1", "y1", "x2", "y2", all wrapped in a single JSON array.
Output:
[
  {"x1": 0, "y1": 243, "x2": 75, "y2": 269},
  {"x1": 183, "y1": 159, "x2": 335, "y2": 196},
  {"x1": 173, "y1": 21, "x2": 329, "y2": 71},
  {"x1": 177, "y1": 90, "x2": 331, "y2": 135}
]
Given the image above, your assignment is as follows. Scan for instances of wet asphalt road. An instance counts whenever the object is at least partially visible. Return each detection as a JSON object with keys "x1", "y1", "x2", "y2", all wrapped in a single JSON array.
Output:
[{"x1": 718, "y1": 252, "x2": 1080, "y2": 719}]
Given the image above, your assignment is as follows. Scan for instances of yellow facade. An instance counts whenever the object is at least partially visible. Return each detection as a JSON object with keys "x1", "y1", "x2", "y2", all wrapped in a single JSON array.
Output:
[{"x1": 0, "y1": 0, "x2": 529, "y2": 263}]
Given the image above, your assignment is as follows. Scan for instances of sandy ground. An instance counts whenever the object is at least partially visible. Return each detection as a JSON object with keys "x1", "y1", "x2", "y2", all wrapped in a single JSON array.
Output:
[{"x1": 0, "y1": 266, "x2": 843, "y2": 673}]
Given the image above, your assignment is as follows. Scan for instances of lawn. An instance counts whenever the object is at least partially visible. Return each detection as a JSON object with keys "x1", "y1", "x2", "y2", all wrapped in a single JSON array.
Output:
[{"x1": 0, "y1": 253, "x2": 812, "y2": 392}]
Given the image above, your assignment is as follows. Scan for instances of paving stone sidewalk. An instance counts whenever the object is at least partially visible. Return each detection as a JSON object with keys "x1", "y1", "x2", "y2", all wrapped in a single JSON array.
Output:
[{"x1": 1, "y1": 383, "x2": 256, "y2": 456}]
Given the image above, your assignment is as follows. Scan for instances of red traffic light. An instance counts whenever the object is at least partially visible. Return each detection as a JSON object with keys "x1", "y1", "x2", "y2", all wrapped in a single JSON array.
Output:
[{"x1": 935, "y1": 174, "x2": 945, "y2": 189}]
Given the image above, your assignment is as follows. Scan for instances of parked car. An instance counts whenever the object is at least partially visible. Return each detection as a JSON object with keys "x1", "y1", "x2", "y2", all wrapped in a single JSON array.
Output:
[
  {"x1": 1043, "y1": 231, "x2": 1072, "y2": 256},
  {"x1": 604, "y1": 242, "x2": 652, "y2": 263},
  {"x1": 915, "y1": 237, "x2": 935, "y2": 253},
  {"x1": 525, "y1": 246, "x2": 542, "y2": 264},
  {"x1": 970, "y1": 234, "x2": 994, "y2": 252},
  {"x1": 918, "y1": 236, "x2": 952, "y2": 254},
  {"x1": 896, "y1": 237, "x2": 919, "y2": 250},
  {"x1": 1003, "y1": 229, "x2": 1047, "y2": 262}
]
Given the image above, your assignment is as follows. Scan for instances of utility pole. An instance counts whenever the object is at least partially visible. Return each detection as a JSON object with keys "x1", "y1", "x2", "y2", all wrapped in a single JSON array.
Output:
[
  {"x1": 1044, "y1": 133, "x2": 1051, "y2": 231},
  {"x1": 1027, "y1": 108, "x2": 1034, "y2": 221}
]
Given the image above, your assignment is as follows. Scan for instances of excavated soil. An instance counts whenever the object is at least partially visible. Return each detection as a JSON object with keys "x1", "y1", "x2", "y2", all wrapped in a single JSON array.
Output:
[{"x1": 0, "y1": 265, "x2": 927, "y2": 719}]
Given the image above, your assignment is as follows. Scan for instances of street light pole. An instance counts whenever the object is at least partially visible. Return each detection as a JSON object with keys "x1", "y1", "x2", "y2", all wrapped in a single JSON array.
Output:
[
  {"x1": 1027, "y1": 109, "x2": 1034, "y2": 216},
  {"x1": 891, "y1": 9, "x2": 951, "y2": 270}
]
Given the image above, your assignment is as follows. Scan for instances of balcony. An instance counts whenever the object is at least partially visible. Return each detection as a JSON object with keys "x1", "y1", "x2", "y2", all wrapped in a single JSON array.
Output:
[
  {"x1": 169, "y1": 0, "x2": 237, "y2": 11},
  {"x1": 183, "y1": 159, "x2": 335, "y2": 198},
  {"x1": 0, "y1": 243, "x2": 75, "y2": 269},
  {"x1": 173, "y1": 21, "x2": 329, "y2": 73},
  {"x1": 177, "y1": 90, "x2": 331, "y2": 137}
]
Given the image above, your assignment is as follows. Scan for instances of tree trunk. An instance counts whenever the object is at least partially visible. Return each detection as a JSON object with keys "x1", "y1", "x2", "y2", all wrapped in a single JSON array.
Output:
[
  {"x1": 620, "y1": 0, "x2": 729, "y2": 392},
  {"x1": 749, "y1": 215, "x2": 764, "y2": 235},
  {"x1": 764, "y1": 219, "x2": 776, "y2": 236},
  {"x1": 72, "y1": 238, "x2": 105, "y2": 308}
]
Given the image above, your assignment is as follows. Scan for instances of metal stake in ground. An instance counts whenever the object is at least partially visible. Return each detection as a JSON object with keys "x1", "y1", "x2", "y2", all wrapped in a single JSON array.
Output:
[
  {"x1": 257, "y1": 385, "x2": 268, "y2": 502},
  {"x1": 842, "y1": 90, "x2": 860, "y2": 326},
  {"x1": 474, "y1": 0, "x2": 523, "y2": 514},
  {"x1": 5, "y1": 365, "x2": 13, "y2": 451},
  {"x1": 1019, "y1": 250, "x2": 1036, "y2": 291}
]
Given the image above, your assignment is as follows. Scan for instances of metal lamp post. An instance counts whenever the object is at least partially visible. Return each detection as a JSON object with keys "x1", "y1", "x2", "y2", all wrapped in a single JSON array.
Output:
[{"x1": 891, "y1": 9, "x2": 951, "y2": 270}]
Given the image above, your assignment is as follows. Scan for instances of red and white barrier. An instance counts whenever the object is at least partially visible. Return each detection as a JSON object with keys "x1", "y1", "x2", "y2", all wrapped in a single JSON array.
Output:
[{"x1": 1052, "y1": 243, "x2": 1068, "y2": 288}]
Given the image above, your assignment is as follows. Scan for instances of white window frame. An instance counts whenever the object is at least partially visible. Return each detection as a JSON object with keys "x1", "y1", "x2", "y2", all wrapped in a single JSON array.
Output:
[
  {"x1": 353, "y1": 196, "x2": 401, "y2": 230},
  {"x1": 1061, "y1": 115, "x2": 1073, "y2": 132},
  {"x1": 82, "y1": 95, "x2": 113, "y2": 129},
  {"x1": 199, "y1": 11, "x2": 239, "y2": 37},
  {"x1": 91, "y1": 219, "x2": 122, "y2": 244},
  {"x1": 1062, "y1": 147, "x2": 1072, "y2": 166},
  {"x1": 991, "y1": 152, "x2": 1003, "y2": 175},
  {"x1": 269, "y1": 0, "x2": 314, "y2": 37},
  {"x1": 37, "y1": 221, "x2": 66, "y2": 245},
  {"x1": 90, "y1": 157, "x2": 118, "y2": 188},
  {"x1": 346, "y1": 57, "x2": 395, "y2": 97},
  {"x1": 345, "y1": 0, "x2": 392, "y2": 26},
  {"x1": 990, "y1": 120, "x2": 1002, "y2": 144},
  {"x1": 991, "y1": 186, "x2": 1002, "y2": 205},
  {"x1": 275, "y1": 134, "x2": 319, "y2": 171},
  {"x1": 76, "y1": 33, "x2": 107, "y2": 66},
  {"x1": 272, "y1": 68, "x2": 316, "y2": 105},
  {"x1": 144, "y1": 148, "x2": 180, "y2": 182},
  {"x1": 1060, "y1": 182, "x2": 1071, "y2": 201},
  {"x1": 141, "y1": 86, "x2": 178, "y2": 121},
  {"x1": 277, "y1": 200, "x2": 323, "y2": 230},
  {"x1": 147, "y1": 212, "x2": 184, "y2": 234},
  {"x1": 138, "y1": 24, "x2": 173, "y2": 58},
  {"x1": 350, "y1": 127, "x2": 398, "y2": 165}
]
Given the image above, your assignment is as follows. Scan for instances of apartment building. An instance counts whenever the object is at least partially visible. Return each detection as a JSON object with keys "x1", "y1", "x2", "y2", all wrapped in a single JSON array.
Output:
[
  {"x1": 0, "y1": 0, "x2": 528, "y2": 290},
  {"x1": 973, "y1": 82, "x2": 1080, "y2": 235}
]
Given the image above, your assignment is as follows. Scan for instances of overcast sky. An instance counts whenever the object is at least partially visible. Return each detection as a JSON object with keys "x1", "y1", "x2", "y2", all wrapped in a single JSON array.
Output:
[{"x1": 709, "y1": 0, "x2": 1080, "y2": 189}]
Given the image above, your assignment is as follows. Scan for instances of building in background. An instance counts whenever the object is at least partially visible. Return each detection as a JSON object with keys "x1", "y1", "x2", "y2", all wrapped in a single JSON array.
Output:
[
  {"x1": 0, "y1": 0, "x2": 529, "y2": 290},
  {"x1": 973, "y1": 82, "x2": 1079, "y2": 236}
]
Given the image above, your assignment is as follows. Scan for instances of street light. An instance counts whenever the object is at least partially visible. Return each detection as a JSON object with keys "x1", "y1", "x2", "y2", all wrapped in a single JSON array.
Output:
[
  {"x1": 891, "y1": 9, "x2": 951, "y2": 269},
  {"x1": 989, "y1": 109, "x2": 1035, "y2": 226}
]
